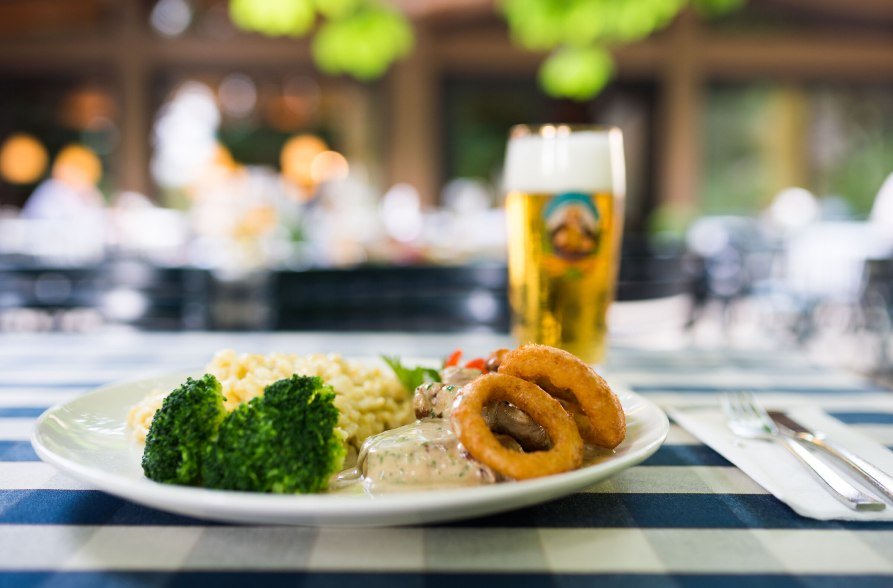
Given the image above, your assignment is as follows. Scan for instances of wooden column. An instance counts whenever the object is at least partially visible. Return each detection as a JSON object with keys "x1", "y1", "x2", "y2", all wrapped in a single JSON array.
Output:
[
  {"x1": 115, "y1": 0, "x2": 151, "y2": 196},
  {"x1": 766, "y1": 85, "x2": 809, "y2": 196},
  {"x1": 657, "y1": 12, "x2": 702, "y2": 210},
  {"x1": 386, "y1": 25, "x2": 439, "y2": 205}
]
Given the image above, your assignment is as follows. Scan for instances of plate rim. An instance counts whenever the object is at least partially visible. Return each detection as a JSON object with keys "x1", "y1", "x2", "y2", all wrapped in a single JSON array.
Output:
[{"x1": 31, "y1": 365, "x2": 669, "y2": 526}]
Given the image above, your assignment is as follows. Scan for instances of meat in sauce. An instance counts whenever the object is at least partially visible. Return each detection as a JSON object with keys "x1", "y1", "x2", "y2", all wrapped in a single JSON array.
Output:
[
  {"x1": 341, "y1": 355, "x2": 567, "y2": 494},
  {"x1": 413, "y1": 367, "x2": 481, "y2": 419},
  {"x1": 357, "y1": 419, "x2": 497, "y2": 492}
]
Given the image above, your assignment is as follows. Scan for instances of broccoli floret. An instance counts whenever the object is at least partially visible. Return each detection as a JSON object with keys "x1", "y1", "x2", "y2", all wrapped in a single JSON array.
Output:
[
  {"x1": 141, "y1": 374, "x2": 226, "y2": 485},
  {"x1": 202, "y1": 375, "x2": 346, "y2": 494}
]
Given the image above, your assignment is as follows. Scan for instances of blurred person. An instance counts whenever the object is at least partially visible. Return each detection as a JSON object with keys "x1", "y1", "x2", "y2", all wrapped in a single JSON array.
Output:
[
  {"x1": 12, "y1": 144, "x2": 106, "y2": 261},
  {"x1": 20, "y1": 144, "x2": 104, "y2": 221}
]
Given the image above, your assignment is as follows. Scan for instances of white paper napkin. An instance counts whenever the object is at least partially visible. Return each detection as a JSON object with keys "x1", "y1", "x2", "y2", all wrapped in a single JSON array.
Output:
[{"x1": 668, "y1": 405, "x2": 893, "y2": 521}]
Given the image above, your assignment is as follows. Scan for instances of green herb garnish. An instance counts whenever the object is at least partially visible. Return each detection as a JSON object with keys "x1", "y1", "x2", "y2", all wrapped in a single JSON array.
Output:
[{"x1": 382, "y1": 355, "x2": 441, "y2": 393}]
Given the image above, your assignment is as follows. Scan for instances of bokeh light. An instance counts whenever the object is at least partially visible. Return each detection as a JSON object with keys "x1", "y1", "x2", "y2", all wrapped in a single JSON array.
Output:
[
  {"x1": 60, "y1": 87, "x2": 117, "y2": 131},
  {"x1": 151, "y1": 81, "x2": 220, "y2": 188},
  {"x1": 310, "y1": 150, "x2": 349, "y2": 184},
  {"x1": 52, "y1": 144, "x2": 103, "y2": 188},
  {"x1": 234, "y1": 205, "x2": 278, "y2": 239},
  {"x1": 218, "y1": 73, "x2": 257, "y2": 118},
  {"x1": 150, "y1": 0, "x2": 193, "y2": 37},
  {"x1": 265, "y1": 76, "x2": 320, "y2": 132},
  {"x1": 281, "y1": 134, "x2": 328, "y2": 194},
  {"x1": 768, "y1": 187, "x2": 820, "y2": 231},
  {"x1": 380, "y1": 183, "x2": 423, "y2": 243},
  {"x1": 0, "y1": 133, "x2": 49, "y2": 184},
  {"x1": 213, "y1": 143, "x2": 239, "y2": 172}
]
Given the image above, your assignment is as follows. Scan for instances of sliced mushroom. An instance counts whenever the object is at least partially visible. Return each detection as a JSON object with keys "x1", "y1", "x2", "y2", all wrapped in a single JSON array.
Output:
[{"x1": 484, "y1": 400, "x2": 551, "y2": 452}]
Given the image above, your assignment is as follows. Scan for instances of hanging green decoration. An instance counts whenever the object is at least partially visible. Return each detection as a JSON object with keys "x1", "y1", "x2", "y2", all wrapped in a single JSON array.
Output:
[
  {"x1": 502, "y1": 0, "x2": 569, "y2": 51},
  {"x1": 229, "y1": 0, "x2": 316, "y2": 38},
  {"x1": 313, "y1": 7, "x2": 413, "y2": 80},
  {"x1": 228, "y1": 0, "x2": 413, "y2": 82},
  {"x1": 539, "y1": 46, "x2": 614, "y2": 101},
  {"x1": 227, "y1": 0, "x2": 743, "y2": 98},
  {"x1": 314, "y1": 0, "x2": 362, "y2": 20},
  {"x1": 562, "y1": 1, "x2": 609, "y2": 47},
  {"x1": 502, "y1": 0, "x2": 744, "y2": 101}
]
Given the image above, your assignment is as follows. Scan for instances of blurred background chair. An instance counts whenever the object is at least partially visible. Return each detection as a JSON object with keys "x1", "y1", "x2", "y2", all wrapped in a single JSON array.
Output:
[
  {"x1": 0, "y1": 258, "x2": 211, "y2": 332},
  {"x1": 0, "y1": 262, "x2": 103, "y2": 332},
  {"x1": 857, "y1": 257, "x2": 893, "y2": 375},
  {"x1": 100, "y1": 260, "x2": 210, "y2": 331},
  {"x1": 273, "y1": 264, "x2": 509, "y2": 333}
]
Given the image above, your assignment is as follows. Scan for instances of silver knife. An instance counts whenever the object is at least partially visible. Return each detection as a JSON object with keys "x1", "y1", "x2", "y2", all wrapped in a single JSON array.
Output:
[{"x1": 769, "y1": 410, "x2": 893, "y2": 503}]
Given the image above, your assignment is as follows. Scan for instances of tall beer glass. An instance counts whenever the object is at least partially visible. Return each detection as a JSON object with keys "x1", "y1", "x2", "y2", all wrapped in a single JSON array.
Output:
[{"x1": 503, "y1": 124, "x2": 625, "y2": 364}]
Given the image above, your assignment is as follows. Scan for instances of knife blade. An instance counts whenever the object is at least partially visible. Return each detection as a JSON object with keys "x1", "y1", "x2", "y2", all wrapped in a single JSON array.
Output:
[{"x1": 768, "y1": 410, "x2": 893, "y2": 503}]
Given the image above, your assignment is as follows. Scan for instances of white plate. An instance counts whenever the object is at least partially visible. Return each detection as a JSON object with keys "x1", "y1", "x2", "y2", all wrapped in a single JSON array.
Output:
[{"x1": 32, "y1": 368, "x2": 668, "y2": 526}]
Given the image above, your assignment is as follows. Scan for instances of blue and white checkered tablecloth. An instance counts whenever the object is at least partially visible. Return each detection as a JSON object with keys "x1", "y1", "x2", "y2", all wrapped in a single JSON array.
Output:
[{"x1": 2, "y1": 332, "x2": 893, "y2": 587}]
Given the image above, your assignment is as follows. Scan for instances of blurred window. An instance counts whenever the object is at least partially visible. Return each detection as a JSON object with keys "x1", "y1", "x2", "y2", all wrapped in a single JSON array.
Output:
[{"x1": 702, "y1": 82, "x2": 893, "y2": 216}]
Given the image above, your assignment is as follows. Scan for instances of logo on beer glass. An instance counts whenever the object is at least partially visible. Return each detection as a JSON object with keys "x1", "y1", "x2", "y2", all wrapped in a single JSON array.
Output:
[{"x1": 543, "y1": 192, "x2": 601, "y2": 271}]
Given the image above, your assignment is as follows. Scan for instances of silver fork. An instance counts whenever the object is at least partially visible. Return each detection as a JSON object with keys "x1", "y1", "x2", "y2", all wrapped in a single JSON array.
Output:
[{"x1": 721, "y1": 392, "x2": 885, "y2": 512}]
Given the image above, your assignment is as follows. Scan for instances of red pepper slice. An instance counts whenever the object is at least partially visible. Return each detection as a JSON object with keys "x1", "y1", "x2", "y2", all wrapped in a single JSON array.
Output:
[
  {"x1": 465, "y1": 357, "x2": 487, "y2": 372},
  {"x1": 444, "y1": 349, "x2": 462, "y2": 368}
]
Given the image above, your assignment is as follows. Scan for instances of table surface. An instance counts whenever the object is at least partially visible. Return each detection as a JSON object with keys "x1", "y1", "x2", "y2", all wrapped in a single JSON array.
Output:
[{"x1": 3, "y1": 332, "x2": 893, "y2": 587}]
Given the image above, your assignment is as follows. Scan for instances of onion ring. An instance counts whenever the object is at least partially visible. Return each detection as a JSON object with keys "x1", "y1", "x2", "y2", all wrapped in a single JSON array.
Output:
[
  {"x1": 498, "y1": 344, "x2": 626, "y2": 449},
  {"x1": 556, "y1": 398, "x2": 597, "y2": 446},
  {"x1": 485, "y1": 348, "x2": 510, "y2": 372},
  {"x1": 451, "y1": 373, "x2": 583, "y2": 480}
]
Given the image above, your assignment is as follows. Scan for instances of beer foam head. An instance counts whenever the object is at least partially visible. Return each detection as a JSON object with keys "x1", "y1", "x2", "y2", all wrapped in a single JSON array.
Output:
[{"x1": 503, "y1": 126, "x2": 625, "y2": 195}]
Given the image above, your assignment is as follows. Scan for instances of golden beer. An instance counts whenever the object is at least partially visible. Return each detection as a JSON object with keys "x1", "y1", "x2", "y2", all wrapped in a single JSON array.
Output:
[{"x1": 504, "y1": 125, "x2": 625, "y2": 364}]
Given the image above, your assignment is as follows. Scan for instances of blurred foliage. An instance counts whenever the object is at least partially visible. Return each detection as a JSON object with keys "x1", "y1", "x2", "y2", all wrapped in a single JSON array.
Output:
[
  {"x1": 502, "y1": 0, "x2": 744, "y2": 100},
  {"x1": 313, "y1": 8, "x2": 413, "y2": 80},
  {"x1": 648, "y1": 201, "x2": 699, "y2": 240},
  {"x1": 227, "y1": 0, "x2": 742, "y2": 94},
  {"x1": 538, "y1": 46, "x2": 613, "y2": 101},
  {"x1": 228, "y1": 0, "x2": 413, "y2": 81},
  {"x1": 702, "y1": 84, "x2": 772, "y2": 215},
  {"x1": 818, "y1": 89, "x2": 893, "y2": 216},
  {"x1": 828, "y1": 139, "x2": 893, "y2": 216},
  {"x1": 230, "y1": 0, "x2": 315, "y2": 37},
  {"x1": 702, "y1": 84, "x2": 893, "y2": 217},
  {"x1": 314, "y1": 0, "x2": 362, "y2": 19}
]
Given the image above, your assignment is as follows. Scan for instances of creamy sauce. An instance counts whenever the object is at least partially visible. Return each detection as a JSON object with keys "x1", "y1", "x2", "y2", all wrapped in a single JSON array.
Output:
[
  {"x1": 412, "y1": 367, "x2": 481, "y2": 420},
  {"x1": 328, "y1": 420, "x2": 617, "y2": 495},
  {"x1": 330, "y1": 419, "x2": 497, "y2": 494}
]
